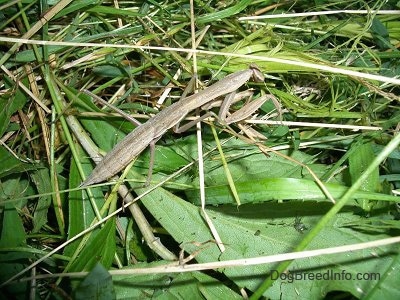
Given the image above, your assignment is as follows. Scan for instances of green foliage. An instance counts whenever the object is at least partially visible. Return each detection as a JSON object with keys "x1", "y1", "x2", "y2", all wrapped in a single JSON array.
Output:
[
  {"x1": 1, "y1": 0, "x2": 400, "y2": 299},
  {"x1": 113, "y1": 263, "x2": 243, "y2": 299},
  {"x1": 74, "y1": 263, "x2": 115, "y2": 300},
  {"x1": 0, "y1": 77, "x2": 27, "y2": 137},
  {"x1": 68, "y1": 219, "x2": 116, "y2": 272}
]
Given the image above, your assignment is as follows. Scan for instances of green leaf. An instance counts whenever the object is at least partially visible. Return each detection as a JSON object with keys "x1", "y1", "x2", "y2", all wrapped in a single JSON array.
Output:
[
  {"x1": 92, "y1": 65, "x2": 131, "y2": 78},
  {"x1": 113, "y1": 262, "x2": 174, "y2": 298},
  {"x1": 64, "y1": 145, "x2": 106, "y2": 257},
  {"x1": 186, "y1": 177, "x2": 398, "y2": 205},
  {"x1": 135, "y1": 142, "x2": 189, "y2": 175},
  {"x1": 88, "y1": 5, "x2": 142, "y2": 17},
  {"x1": 370, "y1": 17, "x2": 391, "y2": 50},
  {"x1": 0, "y1": 177, "x2": 27, "y2": 248},
  {"x1": 53, "y1": 0, "x2": 101, "y2": 19},
  {"x1": 0, "y1": 147, "x2": 26, "y2": 179},
  {"x1": 340, "y1": 214, "x2": 400, "y2": 233},
  {"x1": 0, "y1": 146, "x2": 43, "y2": 181},
  {"x1": 112, "y1": 265, "x2": 242, "y2": 299},
  {"x1": 137, "y1": 184, "x2": 399, "y2": 299},
  {"x1": 10, "y1": 46, "x2": 64, "y2": 63},
  {"x1": 0, "y1": 202, "x2": 26, "y2": 248},
  {"x1": 152, "y1": 272, "x2": 204, "y2": 299},
  {"x1": 362, "y1": 252, "x2": 400, "y2": 299},
  {"x1": 179, "y1": 141, "x2": 396, "y2": 205},
  {"x1": 0, "y1": 77, "x2": 27, "y2": 137},
  {"x1": 196, "y1": 0, "x2": 253, "y2": 24},
  {"x1": 30, "y1": 168, "x2": 52, "y2": 233},
  {"x1": 0, "y1": 261, "x2": 30, "y2": 299},
  {"x1": 68, "y1": 218, "x2": 116, "y2": 272},
  {"x1": 74, "y1": 263, "x2": 115, "y2": 300},
  {"x1": 193, "y1": 272, "x2": 242, "y2": 300},
  {"x1": 348, "y1": 141, "x2": 381, "y2": 211}
]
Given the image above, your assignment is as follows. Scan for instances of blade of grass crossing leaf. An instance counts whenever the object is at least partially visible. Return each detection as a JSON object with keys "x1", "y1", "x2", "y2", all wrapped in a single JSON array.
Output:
[
  {"x1": 348, "y1": 141, "x2": 380, "y2": 212},
  {"x1": 210, "y1": 124, "x2": 241, "y2": 206},
  {"x1": 250, "y1": 132, "x2": 400, "y2": 299},
  {"x1": 68, "y1": 218, "x2": 116, "y2": 277},
  {"x1": 100, "y1": 159, "x2": 138, "y2": 216}
]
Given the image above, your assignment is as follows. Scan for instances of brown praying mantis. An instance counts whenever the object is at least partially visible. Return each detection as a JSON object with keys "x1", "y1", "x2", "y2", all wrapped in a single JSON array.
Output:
[{"x1": 80, "y1": 65, "x2": 269, "y2": 187}]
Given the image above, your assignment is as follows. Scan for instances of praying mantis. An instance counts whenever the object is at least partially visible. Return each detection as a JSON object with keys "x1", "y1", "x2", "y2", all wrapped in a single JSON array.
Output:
[{"x1": 80, "y1": 65, "x2": 269, "y2": 187}]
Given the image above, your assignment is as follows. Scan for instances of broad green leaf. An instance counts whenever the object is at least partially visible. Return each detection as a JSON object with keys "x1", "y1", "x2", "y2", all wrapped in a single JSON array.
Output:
[
  {"x1": 113, "y1": 265, "x2": 242, "y2": 299},
  {"x1": 10, "y1": 46, "x2": 64, "y2": 64},
  {"x1": 164, "y1": 136, "x2": 330, "y2": 186},
  {"x1": 68, "y1": 218, "x2": 116, "y2": 272},
  {"x1": 64, "y1": 146, "x2": 105, "y2": 257},
  {"x1": 198, "y1": 143, "x2": 326, "y2": 185},
  {"x1": 179, "y1": 140, "x2": 396, "y2": 205},
  {"x1": 0, "y1": 77, "x2": 27, "y2": 137},
  {"x1": 193, "y1": 272, "x2": 242, "y2": 300},
  {"x1": 362, "y1": 252, "x2": 400, "y2": 299},
  {"x1": 186, "y1": 177, "x2": 398, "y2": 205},
  {"x1": 74, "y1": 263, "x2": 115, "y2": 300},
  {"x1": 348, "y1": 142, "x2": 381, "y2": 211},
  {"x1": 0, "y1": 202, "x2": 26, "y2": 248},
  {"x1": 30, "y1": 168, "x2": 52, "y2": 233},
  {"x1": 136, "y1": 143, "x2": 189, "y2": 175},
  {"x1": 113, "y1": 262, "x2": 178, "y2": 298},
  {"x1": 134, "y1": 179, "x2": 399, "y2": 299},
  {"x1": 370, "y1": 17, "x2": 392, "y2": 50},
  {"x1": 93, "y1": 65, "x2": 132, "y2": 78},
  {"x1": 0, "y1": 177, "x2": 27, "y2": 248},
  {"x1": 153, "y1": 272, "x2": 204, "y2": 299},
  {"x1": 349, "y1": 142, "x2": 380, "y2": 192},
  {"x1": 0, "y1": 146, "x2": 36, "y2": 179},
  {"x1": 0, "y1": 177, "x2": 34, "y2": 296}
]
